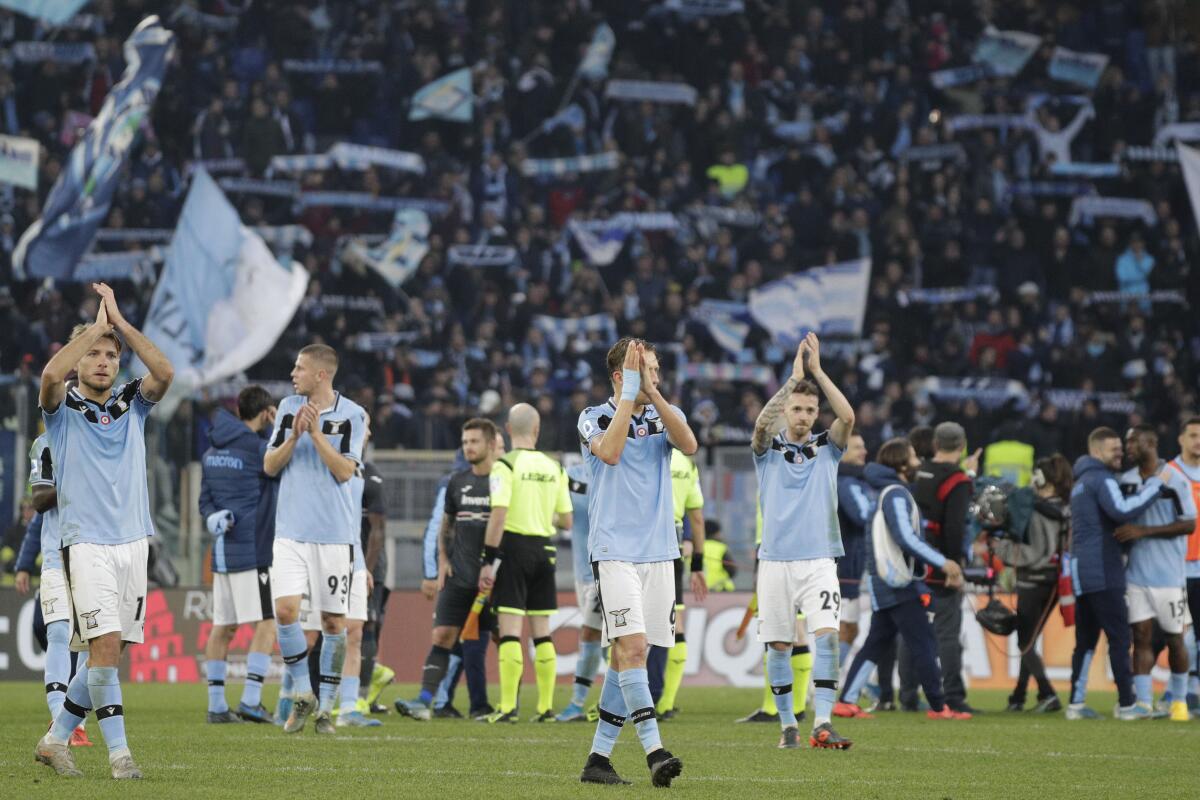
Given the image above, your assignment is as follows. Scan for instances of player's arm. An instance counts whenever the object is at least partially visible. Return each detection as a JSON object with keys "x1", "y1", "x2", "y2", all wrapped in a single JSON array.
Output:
[
  {"x1": 652, "y1": 396, "x2": 698, "y2": 456},
  {"x1": 590, "y1": 343, "x2": 643, "y2": 465},
  {"x1": 687, "y1": 506, "x2": 708, "y2": 602},
  {"x1": 1114, "y1": 519, "x2": 1194, "y2": 543},
  {"x1": 30, "y1": 484, "x2": 56, "y2": 513},
  {"x1": 436, "y1": 510, "x2": 454, "y2": 589},
  {"x1": 308, "y1": 406, "x2": 357, "y2": 483},
  {"x1": 14, "y1": 514, "x2": 43, "y2": 593},
  {"x1": 40, "y1": 299, "x2": 110, "y2": 412},
  {"x1": 752, "y1": 343, "x2": 805, "y2": 455},
  {"x1": 365, "y1": 510, "x2": 386, "y2": 574},
  {"x1": 554, "y1": 466, "x2": 573, "y2": 532},
  {"x1": 263, "y1": 404, "x2": 310, "y2": 477},
  {"x1": 94, "y1": 282, "x2": 174, "y2": 401},
  {"x1": 1096, "y1": 475, "x2": 1163, "y2": 524},
  {"x1": 479, "y1": 461, "x2": 513, "y2": 591},
  {"x1": 802, "y1": 332, "x2": 854, "y2": 449}
]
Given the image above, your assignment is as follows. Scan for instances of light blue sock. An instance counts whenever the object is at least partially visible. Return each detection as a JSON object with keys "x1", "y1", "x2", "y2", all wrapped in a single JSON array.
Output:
[
  {"x1": 838, "y1": 639, "x2": 852, "y2": 669},
  {"x1": 44, "y1": 621, "x2": 72, "y2": 719},
  {"x1": 573, "y1": 640, "x2": 603, "y2": 706},
  {"x1": 842, "y1": 658, "x2": 877, "y2": 705},
  {"x1": 1169, "y1": 672, "x2": 1188, "y2": 701},
  {"x1": 88, "y1": 666, "x2": 128, "y2": 757},
  {"x1": 1072, "y1": 650, "x2": 1094, "y2": 705},
  {"x1": 434, "y1": 652, "x2": 462, "y2": 709},
  {"x1": 276, "y1": 622, "x2": 311, "y2": 696},
  {"x1": 341, "y1": 676, "x2": 360, "y2": 712},
  {"x1": 49, "y1": 659, "x2": 90, "y2": 743},
  {"x1": 812, "y1": 632, "x2": 839, "y2": 726},
  {"x1": 618, "y1": 667, "x2": 662, "y2": 754},
  {"x1": 318, "y1": 632, "x2": 346, "y2": 713},
  {"x1": 590, "y1": 668, "x2": 627, "y2": 757},
  {"x1": 767, "y1": 647, "x2": 796, "y2": 727},
  {"x1": 206, "y1": 659, "x2": 229, "y2": 713},
  {"x1": 241, "y1": 651, "x2": 270, "y2": 708},
  {"x1": 1134, "y1": 674, "x2": 1153, "y2": 706},
  {"x1": 280, "y1": 665, "x2": 294, "y2": 697}
]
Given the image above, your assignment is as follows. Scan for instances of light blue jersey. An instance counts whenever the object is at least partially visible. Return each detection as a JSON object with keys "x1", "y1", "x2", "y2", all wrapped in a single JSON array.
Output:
[
  {"x1": 1122, "y1": 463, "x2": 1197, "y2": 588},
  {"x1": 27, "y1": 435, "x2": 61, "y2": 570},
  {"x1": 1169, "y1": 459, "x2": 1200, "y2": 579},
  {"x1": 577, "y1": 400, "x2": 683, "y2": 564},
  {"x1": 269, "y1": 393, "x2": 366, "y2": 545},
  {"x1": 567, "y1": 463, "x2": 592, "y2": 583},
  {"x1": 41, "y1": 380, "x2": 155, "y2": 547},
  {"x1": 755, "y1": 430, "x2": 844, "y2": 561}
]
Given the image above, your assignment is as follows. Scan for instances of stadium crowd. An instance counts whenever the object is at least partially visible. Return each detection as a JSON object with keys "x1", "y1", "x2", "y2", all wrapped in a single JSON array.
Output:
[{"x1": 0, "y1": 0, "x2": 1198, "y2": 464}]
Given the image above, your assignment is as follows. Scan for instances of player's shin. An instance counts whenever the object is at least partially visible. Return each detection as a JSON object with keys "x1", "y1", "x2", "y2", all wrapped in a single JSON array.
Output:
[
  {"x1": 276, "y1": 622, "x2": 312, "y2": 695},
  {"x1": 44, "y1": 620, "x2": 72, "y2": 719},
  {"x1": 206, "y1": 659, "x2": 229, "y2": 714},
  {"x1": 419, "y1": 645, "x2": 452, "y2": 705},
  {"x1": 591, "y1": 667, "x2": 628, "y2": 757},
  {"x1": 49, "y1": 659, "x2": 91, "y2": 743},
  {"x1": 88, "y1": 666, "x2": 129, "y2": 760},
  {"x1": 573, "y1": 639, "x2": 603, "y2": 706},
  {"x1": 318, "y1": 632, "x2": 347, "y2": 713},
  {"x1": 618, "y1": 668, "x2": 663, "y2": 753},
  {"x1": 812, "y1": 632, "x2": 839, "y2": 726},
  {"x1": 761, "y1": 649, "x2": 778, "y2": 714},
  {"x1": 498, "y1": 636, "x2": 524, "y2": 713},
  {"x1": 241, "y1": 651, "x2": 271, "y2": 709},
  {"x1": 767, "y1": 647, "x2": 796, "y2": 727},
  {"x1": 534, "y1": 637, "x2": 557, "y2": 713}
]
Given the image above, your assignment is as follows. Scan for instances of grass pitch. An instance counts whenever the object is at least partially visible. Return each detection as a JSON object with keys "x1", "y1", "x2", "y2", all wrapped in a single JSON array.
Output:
[{"x1": 1, "y1": 682, "x2": 1195, "y2": 799}]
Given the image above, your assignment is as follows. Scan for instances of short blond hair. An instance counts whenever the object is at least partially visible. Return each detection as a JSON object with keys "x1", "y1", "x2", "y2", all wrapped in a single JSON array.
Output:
[
  {"x1": 299, "y1": 343, "x2": 338, "y2": 375},
  {"x1": 70, "y1": 323, "x2": 123, "y2": 353}
]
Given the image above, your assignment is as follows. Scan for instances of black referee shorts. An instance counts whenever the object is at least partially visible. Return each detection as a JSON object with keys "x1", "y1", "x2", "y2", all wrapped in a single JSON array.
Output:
[
  {"x1": 434, "y1": 576, "x2": 495, "y2": 631},
  {"x1": 493, "y1": 532, "x2": 557, "y2": 617}
]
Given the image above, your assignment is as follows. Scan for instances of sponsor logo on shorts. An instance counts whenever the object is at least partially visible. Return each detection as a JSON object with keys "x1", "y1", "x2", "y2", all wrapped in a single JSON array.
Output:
[
  {"x1": 80, "y1": 609, "x2": 101, "y2": 629},
  {"x1": 609, "y1": 608, "x2": 631, "y2": 627}
]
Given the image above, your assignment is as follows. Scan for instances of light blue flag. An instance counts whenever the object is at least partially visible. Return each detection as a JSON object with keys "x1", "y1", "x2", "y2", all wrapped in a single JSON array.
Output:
[
  {"x1": 1048, "y1": 47, "x2": 1109, "y2": 90},
  {"x1": 972, "y1": 26, "x2": 1040, "y2": 77},
  {"x1": 137, "y1": 168, "x2": 309, "y2": 415},
  {"x1": 344, "y1": 208, "x2": 430, "y2": 287},
  {"x1": 0, "y1": 134, "x2": 39, "y2": 190},
  {"x1": 579, "y1": 24, "x2": 616, "y2": 80},
  {"x1": 409, "y1": 67, "x2": 473, "y2": 123},
  {"x1": 0, "y1": 0, "x2": 88, "y2": 26},
  {"x1": 748, "y1": 258, "x2": 871, "y2": 346},
  {"x1": 13, "y1": 16, "x2": 174, "y2": 280}
]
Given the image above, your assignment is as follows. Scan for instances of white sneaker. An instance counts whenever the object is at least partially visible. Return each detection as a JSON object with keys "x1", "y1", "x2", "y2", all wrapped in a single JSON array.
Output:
[
  {"x1": 34, "y1": 734, "x2": 82, "y2": 777},
  {"x1": 110, "y1": 753, "x2": 143, "y2": 779}
]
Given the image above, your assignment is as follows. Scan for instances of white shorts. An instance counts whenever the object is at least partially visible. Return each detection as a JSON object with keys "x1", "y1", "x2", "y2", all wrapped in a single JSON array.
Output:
[
  {"x1": 1127, "y1": 584, "x2": 1190, "y2": 634},
  {"x1": 213, "y1": 567, "x2": 274, "y2": 626},
  {"x1": 39, "y1": 567, "x2": 72, "y2": 625},
  {"x1": 595, "y1": 560, "x2": 676, "y2": 648},
  {"x1": 63, "y1": 538, "x2": 149, "y2": 651},
  {"x1": 756, "y1": 558, "x2": 840, "y2": 643},
  {"x1": 348, "y1": 569, "x2": 369, "y2": 622},
  {"x1": 575, "y1": 579, "x2": 603, "y2": 631},
  {"x1": 271, "y1": 539, "x2": 352, "y2": 619},
  {"x1": 840, "y1": 594, "x2": 862, "y2": 625}
]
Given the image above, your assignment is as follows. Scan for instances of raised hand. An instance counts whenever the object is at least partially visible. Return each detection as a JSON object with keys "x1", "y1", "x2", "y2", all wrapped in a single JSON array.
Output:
[
  {"x1": 93, "y1": 282, "x2": 126, "y2": 327},
  {"x1": 791, "y1": 341, "x2": 806, "y2": 382},
  {"x1": 623, "y1": 340, "x2": 641, "y2": 372},
  {"x1": 803, "y1": 331, "x2": 823, "y2": 376}
]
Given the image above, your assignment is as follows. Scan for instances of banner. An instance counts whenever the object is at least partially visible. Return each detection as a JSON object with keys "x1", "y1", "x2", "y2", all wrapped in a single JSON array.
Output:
[
  {"x1": 0, "y1": 0, "x2": 87, "y2": 25},
  {"x1": 678, "y1": 362, "x2": 775, "y2": 386},
  {"x1": 1153, "y1": 122, "x2": 1200, "y2": 147},
  {"x1": 747, "y1": 258, "x2": 870, "y2": 345},
  {"x1": 568, "y1": 212, "x2": 678, "y2": 266},
  {"x1": 74, "y1": 249, "x2": 161, "y2": 283},
  {"x1": 662, "y1": 0, "x2": 744, "y2": 16},
  {"x1": 1006, "y1": 180, "x2": 1095, "y2": 198},
  {"x1": 12, "y1": 17, "x2": 174, "y2": 280},
  {"x1": 521, "y1": 151, "x2": 620, "y2": 177},
  {"x1": 1083, "y1": 289, "x2": 1188, "y2": 307},
  {"x1": 0, "y1": 134, "x2": 39, "y2": 190},
  {"x1": 297, "y1": 192, "x2": 448, "y2": 214},
  {"x1": 1049, "y1": 162, "x2": 1119, "y2": 178},
  {"x1": 605, "y1": 80, "x2": 698, "y2": 106},
  {"x1": 1042, "y1": 389, "x2": 1136, "y2": 415},
  {"x1": 446, "y1": 244, "x2": 517, "y2": 267},
  {"x1": 930, "y1": 63, "x2": 991, "y2": 89},
  {"x1": 409, "y1": 67, "x2": 473, "y2": 123},
  {"x1": 217, "y1": 177, "x2": 300, "y2": 198},
  {"x1": 972, "y1": 26, "x2": 1040, "y2": 77},
  {"x1": 269, "y1": 143, "x2": 425, "y2": 175},
  {"x1": 534, "y1": 104, "x2": 585, "y2": 137},
  {"x1": 282, "y1": 59, "x2": 382, "y2": 74},
  {"x1": 1124, "y1": 146, "x2": 1177, "y2": 162},
  {"x1": 691, "y1": 300, "x2": 751, "y2": 354},
  {"x1": 343, "y1": 208, "x2": 429, "y2": 288},
  {"x1": 1048, "y1": 47, "x2": 1109, "y2": 89},
  {"x1": 137, "y1": 169, "x2": 309, "y2": 414},
  {"x1": 532, "y1": 313, "x2": 617, "y2": 350},
  {"x1": 772, "y1": 113, "x2": 848, "y2": 142},
  {"x1": 922, "y1": 376, "x2": 1029, "y2": 410},
  {"x1": 691, "y1": 205, "x2": 760, "y2": 228},
  {"x1": 1068, "y1": 196, "x2": 1157, "y2": 227},
  {"x1": 578, "y1": 23, "x2": 616, "y2": 80},
  {"x1": 896, "y1": 286, "x2": 998, "y2": 307},
  {"x1": 899, "y1": 142, "x2": 966, "y2": 166},
  {"x1": 11, "y1": 41, "x2": 95, "y2": 63},
  {"x1": 1178, "y1": 143, "x2": 1200, "y2": 252},
  {"x1": 946, "y1": 114, "x2": 1033, "y2": 133}
]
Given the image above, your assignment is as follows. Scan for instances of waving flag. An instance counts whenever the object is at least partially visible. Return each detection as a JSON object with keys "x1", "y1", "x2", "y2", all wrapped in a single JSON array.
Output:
[
  {"x1": 13, "y1": 16, "x2": 174, "y2": 279},
  {"x1": 748, "y1": 258, "x2": 870, "y2": 346},
  {"x1": 410, "y1": 68, "x2": 473, "y2": 123},
  {"x1": 579, "y1": 24, "x2": 616, "y2": 80}
]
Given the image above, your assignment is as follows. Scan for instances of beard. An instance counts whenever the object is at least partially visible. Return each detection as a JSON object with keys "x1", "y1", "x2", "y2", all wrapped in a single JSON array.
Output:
[{"x1": 78, "y1": 373, "x2": 115, "y2": 393}]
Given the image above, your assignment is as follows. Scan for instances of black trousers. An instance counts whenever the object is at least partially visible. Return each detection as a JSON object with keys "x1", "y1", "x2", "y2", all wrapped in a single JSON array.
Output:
[
  {"x1": 1070, "y1": 587, "x2": 1134, "y2": 707},
  {"x1": 1009, "y1": 582, "x2": 1057, "y2": 704},
  {"x1": 899, "y1": 587, "x2": 965, "y2": 708},
  {"x1": 842, "y1": 597, "x2": 946, "y2": 712}
]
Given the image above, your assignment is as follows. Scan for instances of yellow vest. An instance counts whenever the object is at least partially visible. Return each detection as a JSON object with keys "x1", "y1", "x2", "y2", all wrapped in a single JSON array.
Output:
[
  {"x1": 705, "y1": 539, "x2": 735, "y2": 592},
  {"x1": 984, "y1": 440, "x2": 1034, "y2": 487}
]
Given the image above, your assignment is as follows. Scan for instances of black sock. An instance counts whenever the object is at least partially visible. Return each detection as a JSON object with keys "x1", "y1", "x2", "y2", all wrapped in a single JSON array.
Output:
[{"x1": 420, "y1": 645, "x2": 452, "y2": 699}]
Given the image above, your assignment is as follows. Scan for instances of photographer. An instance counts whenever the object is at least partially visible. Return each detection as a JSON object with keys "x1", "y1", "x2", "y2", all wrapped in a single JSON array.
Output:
[{"x1": 978, "y1": 455, "x2": 1073, "y2": 713}]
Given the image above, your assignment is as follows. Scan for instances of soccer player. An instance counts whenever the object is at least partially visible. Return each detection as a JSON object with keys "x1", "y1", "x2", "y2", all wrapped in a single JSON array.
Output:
[
  {"x1": 1168, "y1": 417, "x2": 1200, "y2": 710},
  {"x1": 654, "y1": 450, "x2": 708, "y2": 718},
  {"x1": 556, "y1": 461, "x2": 606, "y2": 722},
  {"x1": 1117, "y1": 425, "x2": 1196, "y2": 721},
  {"x1": 836, "y1": 433, "x2": 873, "y2": 667},
  {"x1": 15, "y1": 435, "x2": 90, "y2": 745},
  {"x1": 577, "y1": 338, "x2": 694, "y2": 787},
  {"x1": 34, "y1": 282, "x2": 174, "y2": 779},
  {"x1": 353, "y1": 426, "x2": 391, "y2": 716},
  {"x1": 397, "y1": 419, "x2": 503, "y2": 720},
  {"x1": 752, "y1": 333, "x2": 854, "y2": 750},
  {"x1": 265, "y1": 344, "x2": 366, "y2": 735},
  {"x1": 198, "y1": 385, "x2": 279, "y2": 724},
  {"x1": 479, "y1": 404, "x2": 573, "y2": 723}
]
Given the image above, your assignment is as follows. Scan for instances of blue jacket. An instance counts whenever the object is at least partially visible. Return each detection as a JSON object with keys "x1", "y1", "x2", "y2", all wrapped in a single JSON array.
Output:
[
  {"x1": 837, "y1": 463, "x2": 874, "y2": 544},
  {"x1": 422, "y1": 449, "x2": 469, "y2": 580},
  {"x1": 863, "y1": 463, "x2": 948, "y2": 610},
  {"x1": 198, "y1": 409, "x2": 278, "y2": 572},
  {"x1": 15, "y1": 514, "x2": 41, "y2": 573},
  {"x1": 1069, "y1": 455, "x2": 1162, "y2": 594}
]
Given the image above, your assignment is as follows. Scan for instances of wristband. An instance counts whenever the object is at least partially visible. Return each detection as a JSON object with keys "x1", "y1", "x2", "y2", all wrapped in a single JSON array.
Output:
[
  {"x1": 691, "y1": 553, "x2": 704, "y2": 574},
  {"x1": 621, "y1": 368, "x2": 641, "y2": 401},
  {"x1": 482, "y1": 545, "x2": 502, "y2": 565}
]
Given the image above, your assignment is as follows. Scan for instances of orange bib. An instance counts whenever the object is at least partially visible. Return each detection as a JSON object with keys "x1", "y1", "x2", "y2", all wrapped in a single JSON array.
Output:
[{"x1": 1167, "y1": 460, "x2": 1200, "y2": 562}]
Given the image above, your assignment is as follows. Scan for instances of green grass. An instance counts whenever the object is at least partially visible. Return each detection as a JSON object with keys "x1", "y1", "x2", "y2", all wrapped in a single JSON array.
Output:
[{"x1": 1, "y1": 682, "x2": 1196, "y2": 799}]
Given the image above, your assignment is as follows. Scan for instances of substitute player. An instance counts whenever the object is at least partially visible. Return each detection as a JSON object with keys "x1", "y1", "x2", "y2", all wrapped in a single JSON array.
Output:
[
  {"x1": 397, "y1": 418, "x2": 502, "y2": 720},
  {"x1": 1117, "y1": 425, "x2": 1196, "y2": 721},
  {"x1": 265, "y1": 344, "x2": 366, "y2": 735},
  {"x1": 478, "y1": 404, "x2": 572, "y2": 723},
  {"x1": 557, "y1": 461, "x2": 606, "y2": 722},
  {"x1": 34, "y1": 282, "x2": 173, "y2": 780},
  {"x1": 656, "y1": 450, "x2": 708, "y2": 718},
  {"x1": 15, "y1": 434, "x2": 90, "y2": 745},
  {"x1": 752, "y1": 332, "x2": 855, "y2": 750},
  {"x1": 198, "y1": 385, "x2": 279, "y2": 724},
  {"x1": 576, "y1": 338, "x2": 695, "y2": 787}
]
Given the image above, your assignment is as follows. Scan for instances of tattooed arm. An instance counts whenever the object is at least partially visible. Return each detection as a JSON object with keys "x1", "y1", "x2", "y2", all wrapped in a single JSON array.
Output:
[{"x1": 751, "y1": 344, "x2": 805, "y2": 455}]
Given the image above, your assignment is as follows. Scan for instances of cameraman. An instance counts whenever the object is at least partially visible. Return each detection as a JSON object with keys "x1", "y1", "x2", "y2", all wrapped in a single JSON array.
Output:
[{"x1": 980, "y1": 455, "x2": 1072, "y2": 713}]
